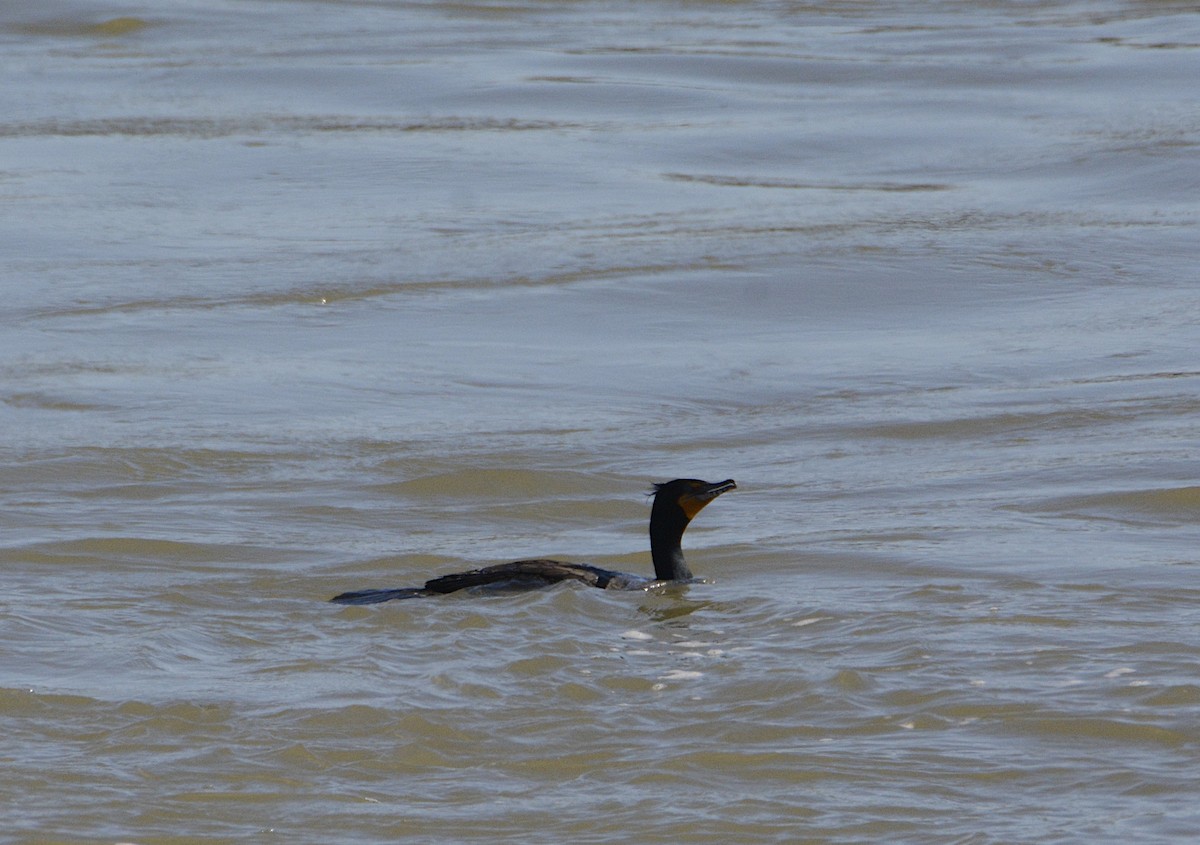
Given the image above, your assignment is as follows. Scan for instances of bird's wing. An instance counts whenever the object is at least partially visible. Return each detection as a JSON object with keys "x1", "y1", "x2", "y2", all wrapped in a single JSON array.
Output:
[{"x1": 423, "y1": 559, "x2": 609, "y2": 593}]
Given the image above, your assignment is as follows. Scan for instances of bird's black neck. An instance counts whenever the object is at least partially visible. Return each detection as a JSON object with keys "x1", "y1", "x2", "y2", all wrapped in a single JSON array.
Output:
[{"x1": 649, "y1": 511, "x2": 693, "y2": 581}]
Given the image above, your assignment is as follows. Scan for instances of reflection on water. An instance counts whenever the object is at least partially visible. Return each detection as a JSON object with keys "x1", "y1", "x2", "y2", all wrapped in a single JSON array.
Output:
[
  {"x1": 2, "y1": 0, "x2": 1199, "y2": 842},
  {"x1": 637, "y1": 593, "x2": 718, "y2": 624}
]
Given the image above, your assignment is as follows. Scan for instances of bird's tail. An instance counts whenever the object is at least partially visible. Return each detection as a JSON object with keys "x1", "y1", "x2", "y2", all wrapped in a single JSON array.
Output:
[{"x1": 330, "y1": 587, "x2": 428, "y2": 604}]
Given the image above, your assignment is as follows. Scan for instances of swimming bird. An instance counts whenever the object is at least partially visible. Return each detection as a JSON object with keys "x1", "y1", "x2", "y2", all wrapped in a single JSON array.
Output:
[{"x1": 330, "y1": 477, "x2": 736, "y2": 604}]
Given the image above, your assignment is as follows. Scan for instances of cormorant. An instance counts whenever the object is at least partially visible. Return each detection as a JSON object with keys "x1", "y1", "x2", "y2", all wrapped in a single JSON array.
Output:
[{"x1": 330, "y1": 477, "x2": 736, "y2": 604}]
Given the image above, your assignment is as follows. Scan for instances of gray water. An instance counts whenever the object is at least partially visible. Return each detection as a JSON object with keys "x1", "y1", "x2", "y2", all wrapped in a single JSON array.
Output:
[{"x1": 2, "y1": 0, "x2": 1198, "y2": 842}]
